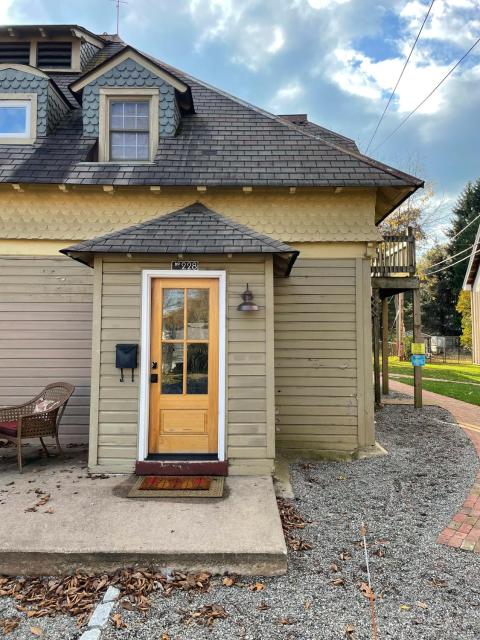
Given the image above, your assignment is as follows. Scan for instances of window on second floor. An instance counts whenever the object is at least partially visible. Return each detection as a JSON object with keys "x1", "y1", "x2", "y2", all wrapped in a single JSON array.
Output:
[
  {"x1": 99, "y1": 88, "x2": 159, "y2": 162},
  {"x1": 0, "y1": 95, "x2": 36, "y2": 143},
  {"x1": 109, "y1": 100, "x2": 150, "y2": 161}
]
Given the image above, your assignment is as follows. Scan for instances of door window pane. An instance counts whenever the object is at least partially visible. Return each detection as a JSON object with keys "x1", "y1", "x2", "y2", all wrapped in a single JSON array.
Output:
[
  {"x1": 187, "y1": 344, "x2": 208, "y2": 394},
  {"x1": 187, "y1": 289, "x2": 209, "y2": 339},
  {"x1": 161, "y1": 344, "x2": 184, "y2": 394},
  {"x1": 162, "y1": 289, "x2": 184, "y2": 339}
]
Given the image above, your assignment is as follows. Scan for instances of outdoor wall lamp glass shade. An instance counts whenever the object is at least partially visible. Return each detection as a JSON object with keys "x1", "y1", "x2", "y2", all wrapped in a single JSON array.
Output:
[{"x1": 237, "y1": 283, "x2": 259, "y2": 311}]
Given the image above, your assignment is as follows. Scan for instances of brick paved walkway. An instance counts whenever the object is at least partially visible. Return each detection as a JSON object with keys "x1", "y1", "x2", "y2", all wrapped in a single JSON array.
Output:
[{"x1": 387, "y1": 379, "x2": 480, "y2": 553}]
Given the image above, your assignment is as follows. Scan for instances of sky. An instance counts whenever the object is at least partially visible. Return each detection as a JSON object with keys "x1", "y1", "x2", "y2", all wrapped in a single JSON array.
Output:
[{"x1": 2, "y1": 0, "x2": 480, "y2": 238}]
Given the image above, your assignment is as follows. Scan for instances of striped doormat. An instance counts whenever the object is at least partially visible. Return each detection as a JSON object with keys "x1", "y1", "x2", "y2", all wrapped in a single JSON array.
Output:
[{"x1": 128, "y1": 475, "x2": 224, "y2": 498}]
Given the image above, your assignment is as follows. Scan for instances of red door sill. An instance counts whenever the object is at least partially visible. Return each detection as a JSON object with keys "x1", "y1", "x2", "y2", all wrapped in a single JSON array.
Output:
[{"x1": 135, "y1": 460, "x2": 228, "y2": 476}]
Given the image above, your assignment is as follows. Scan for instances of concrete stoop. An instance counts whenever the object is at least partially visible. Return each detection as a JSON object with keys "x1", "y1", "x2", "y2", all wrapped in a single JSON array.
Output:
[{"x1": 0, "y1": 456, "x2": 287, "y2": 576}]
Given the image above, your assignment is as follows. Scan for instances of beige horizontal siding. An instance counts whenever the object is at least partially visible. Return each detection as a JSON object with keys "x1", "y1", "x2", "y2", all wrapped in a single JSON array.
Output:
[
  {"x1": 274, "y1": 258, "x2": 359, "y2": 454},
  {"x1": 0, "y1": 256, "x2": 92, "y2": 442},
  {"x1": 95, "y1": 255, "x2": 271, "y2": 471}
]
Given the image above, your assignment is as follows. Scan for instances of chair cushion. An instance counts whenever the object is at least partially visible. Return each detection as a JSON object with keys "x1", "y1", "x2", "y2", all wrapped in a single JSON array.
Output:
[
  {"x1": 0, "y1": 421, "x2": 17, "y2": 437},
  {"x1": 33, "y1": 399, "x2": 56, "y2": 414}
]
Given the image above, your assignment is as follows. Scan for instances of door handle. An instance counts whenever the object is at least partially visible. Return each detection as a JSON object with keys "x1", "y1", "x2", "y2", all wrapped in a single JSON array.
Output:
[{"x1": 150, "y1": 373, "x2": 158, "y2": 383}]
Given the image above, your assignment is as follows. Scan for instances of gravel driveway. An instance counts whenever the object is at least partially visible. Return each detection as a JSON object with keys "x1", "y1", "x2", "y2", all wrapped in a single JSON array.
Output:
[{"x1": 3, "y1": 404, "x2": 480, "y2": 639}]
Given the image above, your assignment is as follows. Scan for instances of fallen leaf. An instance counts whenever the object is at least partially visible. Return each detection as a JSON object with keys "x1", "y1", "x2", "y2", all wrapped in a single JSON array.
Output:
[
  {"x1": 161, "y1": 635, "x2": 169, "y2": 640},
  {"x1": 181, "y1": 604, "x2": 227, "y2": 627},
  {"x1": 337, "y1": 475, "x2": 347, "y2": 480},
  {"x1": 256, "y1": 601, "x2": 269, "y2": 611},
  {"x1": 358, "y1": 582, "x2": 374, "y2": 599},
  {"x1": 25, "y1": 506, "x2": 37, "y2": 513},
  {"x1": 345, "y1": 623, "x2": 356, "y2": 637},
  {"x1": 278, "y1": 617, "x2": 293, "y2": 625},
  {"x1": 429, "y1": 577, "x2": 448, "y2": 588},
  {"x1": 339, "y1": 552, "x2": 351, "y2": 561},
  {"x1": 329, "y1": 563, "x2": 339, "y2": 573},
  {"x1": 0, "y1": 617, "x2": 20, "y2": 634},
  {"x1": 330, "y1": 578, "x2": 345, "y2": 587},
  {"x1": 400, "y1": 604, "x2": 411, "y2": 611},
  {"x1": 30, "y1": 627, "x2": 43, "y2": 636},
  {"x1": 304, "y1": 600, "x2": 311, "y2": 610},
  {"x1": 45, "y1": 508, "x2": 55, "y2": 515},
  {"x1": 248, "y1": 582, "x2": 265, "y2": 592},
  {"x1": 222, "y1": 576, "x2": 235, "y2": 587},
  {"x1": 416, "y1": 601, "x2": 429, "y2": 609},
  {"x1": 111, "y1": 613, "x2": 127, "y2": 629}
]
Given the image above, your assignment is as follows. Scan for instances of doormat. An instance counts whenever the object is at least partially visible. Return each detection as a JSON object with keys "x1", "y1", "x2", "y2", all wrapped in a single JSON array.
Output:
[{"x1": 127, "y1": 475, "x2": 224, "y2": 498}]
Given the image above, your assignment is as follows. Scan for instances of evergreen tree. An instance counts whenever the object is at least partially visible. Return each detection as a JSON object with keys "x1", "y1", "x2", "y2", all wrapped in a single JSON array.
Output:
[
  {"x1": 445, "y1": 178, "x2": 480, "y2": 331},
  {"x1": 419, "y1": 245, "x2": 457, "y2": 335}
]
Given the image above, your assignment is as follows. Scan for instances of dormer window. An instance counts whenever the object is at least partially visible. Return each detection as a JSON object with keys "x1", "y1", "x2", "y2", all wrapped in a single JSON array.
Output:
[
  {"x1": 0, "y1": 94, "x2": 36, "y2": 144},
  {"x1": 98, "y1": 88, "x2": 159, "y2": 162},
  {"x1": 110, "y1": 100, "x2": 150, "y2": 161}
]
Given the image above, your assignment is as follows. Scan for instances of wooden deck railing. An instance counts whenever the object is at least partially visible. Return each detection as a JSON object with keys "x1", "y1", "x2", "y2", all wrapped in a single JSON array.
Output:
[{"x1": 371, "y1": 227, "x2": 416, "y2": 277}]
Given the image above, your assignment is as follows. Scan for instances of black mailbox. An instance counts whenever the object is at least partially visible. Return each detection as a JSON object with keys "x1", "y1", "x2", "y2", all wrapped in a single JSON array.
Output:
[{"x1": 115, "y1": 344, "x2": 138, "y2": 382}]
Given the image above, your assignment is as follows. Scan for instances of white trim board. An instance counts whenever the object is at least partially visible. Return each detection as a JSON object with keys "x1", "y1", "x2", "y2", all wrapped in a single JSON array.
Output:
[{"x1": 138, "y1": 270, "x2": 227, "y2": 463}]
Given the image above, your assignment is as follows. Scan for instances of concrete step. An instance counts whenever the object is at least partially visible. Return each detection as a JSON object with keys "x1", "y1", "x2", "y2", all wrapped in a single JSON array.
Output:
[{"x1": 0, "y1": 453, "x2": 287, "y2": 576}]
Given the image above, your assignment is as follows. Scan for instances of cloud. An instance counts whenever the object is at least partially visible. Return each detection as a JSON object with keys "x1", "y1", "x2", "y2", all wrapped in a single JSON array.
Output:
[
  {"x1": 187, "y1": 0, "x2": 287, "y2": 70},
  {"x1": 306, "y1": 0, "x2": 350, "y2": 8},
  {"x1": 269, "y1": 80, "x2": 304, "y2": 112}
]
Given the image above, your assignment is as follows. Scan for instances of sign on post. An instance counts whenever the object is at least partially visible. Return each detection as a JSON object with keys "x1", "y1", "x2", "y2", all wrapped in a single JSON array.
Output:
[
  {"x1": 411, "y1": 343, "x2": 425, "y2": 355},
  {"x1": 411, "y1": 354, "x2": 426, "y2": 367}
]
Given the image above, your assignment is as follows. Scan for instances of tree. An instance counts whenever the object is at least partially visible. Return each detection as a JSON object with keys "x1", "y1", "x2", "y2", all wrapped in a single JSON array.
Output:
[
  {"x1": 418, "y1": 245, "x2": 457, "y2": 335},
  {"x1": 456, "y1": 290, "x2": 472, "y2": 351},
  {"x1": 445, "y1": 178, "x2": 480, "y2": 331}
]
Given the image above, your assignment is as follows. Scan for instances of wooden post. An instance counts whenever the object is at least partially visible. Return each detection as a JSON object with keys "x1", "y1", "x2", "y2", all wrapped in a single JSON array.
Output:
[
  {"x1": 373, "y1": 289, "x2": 381, "y2": 406},
  {"x1": 413, "y1": 287, "x2": 423, "y2": 408},
  {"x1": 396, "y1": 292, "x2": 405, "y2": 360},
  {"x1": 382, "y1": 297, "x2": 389, "y2": 395}
]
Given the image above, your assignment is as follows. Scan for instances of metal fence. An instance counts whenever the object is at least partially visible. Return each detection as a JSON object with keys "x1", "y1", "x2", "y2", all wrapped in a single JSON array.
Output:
[{"x1": 389, "y1": 336, "x2": 472, "y2": 364}]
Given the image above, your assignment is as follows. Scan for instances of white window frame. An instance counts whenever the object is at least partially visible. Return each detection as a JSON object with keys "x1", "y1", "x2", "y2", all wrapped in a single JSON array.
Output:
[
  {"x1": 98, "y1": 88, "x2": 159, "y2": 163},
  {"x1": 0, "y1": 93, "x2": 37, "y2": 144},
  {"x1": 138, "y1": 270, "x2": 227, "y2": 463}
]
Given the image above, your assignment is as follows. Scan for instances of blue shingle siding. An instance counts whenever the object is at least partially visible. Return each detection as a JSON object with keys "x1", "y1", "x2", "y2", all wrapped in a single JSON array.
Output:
[
  {"x1": 0, "y1": 68, "x2": 49, "y2": 136},
  {"x1": 80, "y1": 41, "x2": 100, "y2": 70},
  {"x1": 47, "y1": 83, "x2": 70, "y2": 133},
  {"x1": 81, "y1": 58, "x2": 179, "y2": 138}
]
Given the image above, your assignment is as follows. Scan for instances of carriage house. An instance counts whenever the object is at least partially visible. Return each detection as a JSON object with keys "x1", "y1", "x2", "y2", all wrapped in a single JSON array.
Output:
[{"x1": 0, "y1": 24, "x2": 423, "y2": 476}]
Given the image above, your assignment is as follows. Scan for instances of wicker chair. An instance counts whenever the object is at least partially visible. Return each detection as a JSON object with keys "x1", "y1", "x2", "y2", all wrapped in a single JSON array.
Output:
[{"x1": 0, "y1": 382, "x2": 75, "y2": 472}]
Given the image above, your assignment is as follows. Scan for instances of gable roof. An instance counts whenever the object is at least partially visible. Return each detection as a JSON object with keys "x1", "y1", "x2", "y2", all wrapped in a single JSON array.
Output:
[
  {"x1": 60, "y1": 202, "x2": 299, "y2": 275},
  {"x1": 0, "y1": 27, "x2": 423, "y2": 220},
  {"x1": 69, "y1": 46, "x2": 189, "y2": 94}
]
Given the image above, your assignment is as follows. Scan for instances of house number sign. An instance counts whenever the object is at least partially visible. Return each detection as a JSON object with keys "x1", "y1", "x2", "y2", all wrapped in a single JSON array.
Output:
[{"x1": 171, "y1": 260, "x2": 199, "y2": 270}]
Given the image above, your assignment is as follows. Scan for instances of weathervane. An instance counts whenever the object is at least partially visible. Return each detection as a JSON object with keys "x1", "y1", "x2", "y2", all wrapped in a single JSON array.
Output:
[{"x1": 110, "y1": 0, "x2": 128, "y2": 35}]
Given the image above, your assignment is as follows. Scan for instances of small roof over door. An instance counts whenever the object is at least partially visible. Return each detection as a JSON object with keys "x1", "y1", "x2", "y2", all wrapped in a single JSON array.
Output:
[{"x1": 60, "y1": 202, "x2": 299, "y2": 276}]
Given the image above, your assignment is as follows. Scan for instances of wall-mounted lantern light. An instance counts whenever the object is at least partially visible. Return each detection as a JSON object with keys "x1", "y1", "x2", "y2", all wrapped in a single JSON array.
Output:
[{"x1": 237, "y1": 283, "x2": 259, "y2": 312}]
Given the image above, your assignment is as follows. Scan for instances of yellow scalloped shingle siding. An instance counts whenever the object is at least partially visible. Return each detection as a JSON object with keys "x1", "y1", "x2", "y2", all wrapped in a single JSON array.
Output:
[{"x1": 0, "y1": 187, "x2": 381, "y2": 244}]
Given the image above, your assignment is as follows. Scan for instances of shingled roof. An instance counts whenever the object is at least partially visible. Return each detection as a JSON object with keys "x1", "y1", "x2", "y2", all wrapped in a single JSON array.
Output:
[
  {"x1": 0, "y1": 30, "x2": 423, "y2": 219},
  {"x1": 60, "y1": 202, "x2": 299, "y2": 275}
]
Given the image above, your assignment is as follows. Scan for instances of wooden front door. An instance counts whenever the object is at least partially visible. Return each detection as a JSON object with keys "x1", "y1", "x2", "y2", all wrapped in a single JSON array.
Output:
[{"x1": 148, "y1": 278, "x2": 219, "y2": 455}]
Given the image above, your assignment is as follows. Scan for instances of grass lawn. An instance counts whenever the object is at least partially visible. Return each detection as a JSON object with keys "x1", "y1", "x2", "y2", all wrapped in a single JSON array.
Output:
[
  {"x1": 388, "y1": 357, "x2": 480, "y2": 383},
  {"x1": 387, "y1": 357, "x2": 480, "y2": 405},
  {"x1": 390, "y1": 375, "x2": 480, "y2": 406}
]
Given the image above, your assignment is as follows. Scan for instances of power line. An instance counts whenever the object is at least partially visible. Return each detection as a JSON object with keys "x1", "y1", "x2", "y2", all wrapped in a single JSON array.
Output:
[
  {"x1": 373, "y1": 34, "x2": 480, "y2": 152},
  {"x1": 424, "y1": 242, "x2": 475, "y2": 271},
  {"x1": 364, "y1": 0, "x2": 436, "y2": 154},
  {"x1": 423, "y1": 246, "x2": 480, "y2": 276},
  {"x1": 447, "y1": 212, "x2": 480, "y2": 242}
]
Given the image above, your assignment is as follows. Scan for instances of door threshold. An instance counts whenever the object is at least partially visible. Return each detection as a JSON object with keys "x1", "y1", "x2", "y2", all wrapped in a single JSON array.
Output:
[
  {"x1": 146, "y1": 453, "x2": 219, "y2": 461},
  {"x1": 135, "y1": 459, "x2": 228, "y2": 476}
]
